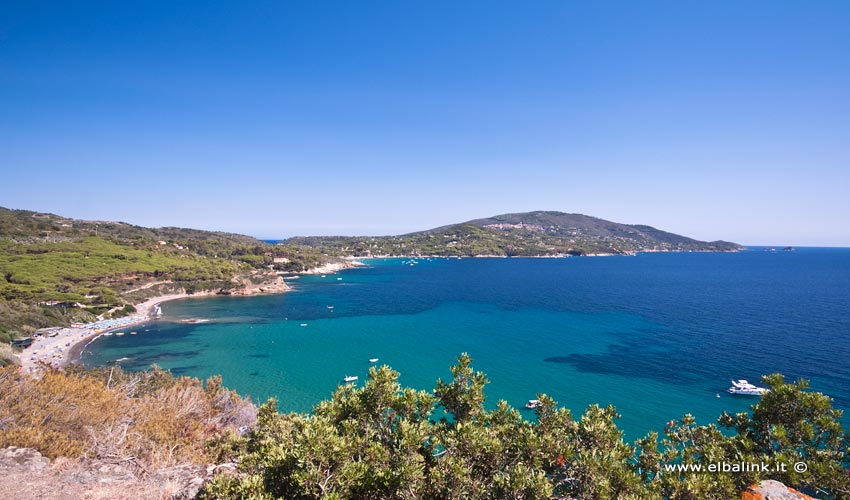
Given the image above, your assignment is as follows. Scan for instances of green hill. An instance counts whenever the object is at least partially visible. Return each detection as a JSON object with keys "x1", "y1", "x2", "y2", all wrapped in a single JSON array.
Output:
[
  {"x1": 0, "y1": 207, "x2": 329, "y2": 345},
  {"x1": 286, "y1": 210, "x2": 743, "y2": 257},
  {"x1": 0, "y1": 207, "x2": 741, "y2": 347}
]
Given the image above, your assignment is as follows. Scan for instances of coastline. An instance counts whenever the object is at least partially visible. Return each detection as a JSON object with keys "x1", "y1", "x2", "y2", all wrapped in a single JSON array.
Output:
[
  {"x1": 16, "y1": 251, "x2": 719, "y2": 374},
  {"x1": 18, "y1": 262, "x2": 364, "y2": 373},
  {"x1": 297, "y1": 259, "x2": 365, "y2": 275},
  {"x1": 18, "y1": 292, "x2": 210, "y2": 373}
]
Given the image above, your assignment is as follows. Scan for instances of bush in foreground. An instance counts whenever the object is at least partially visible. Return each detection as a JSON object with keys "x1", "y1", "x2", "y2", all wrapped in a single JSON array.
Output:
[
  {"x1": 0, "y1": 365, "x2": 256, "y2": 470},
  {"x1": 203, "y1": 354, "x2": 850, "y2": 499},
  {"x1": 1, "y1": 355, "x2": 847, "y2": 498}
]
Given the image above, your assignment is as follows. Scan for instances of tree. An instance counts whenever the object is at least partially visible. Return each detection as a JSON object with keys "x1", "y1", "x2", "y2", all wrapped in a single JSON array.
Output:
[
  {"x1": 720, "y1": 374, "x2": 850, "y2": 498},
  {"x1": 434, "y1": 353, "x2": 488, "y2": 424}
]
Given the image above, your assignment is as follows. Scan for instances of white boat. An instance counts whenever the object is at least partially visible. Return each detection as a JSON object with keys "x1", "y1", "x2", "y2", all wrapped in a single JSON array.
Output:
[
  {"x1": 115, "y1": 332, "x2": 125, "y2": 336},
  {"x1": 727, "y1": 379, "x2": 767, "y2": 396},
  {"x1": 525, "y1": 399, "x2": 541, "y2": 409},
  {"x1": 337, "y1": 277, "x2": 343, "y2": 281},
  {"x1": 130, "y1": 331, "x2": 137, "y2": 335},
  {"x1": 369, "y1": 358, "x2": 379, "y2": 363},
  {"x1": 343, "y1": 375, "x2": 358, "y2": 383},
  {"x1": 300, "y1": 323, "x2": 308, "y2": 327}
]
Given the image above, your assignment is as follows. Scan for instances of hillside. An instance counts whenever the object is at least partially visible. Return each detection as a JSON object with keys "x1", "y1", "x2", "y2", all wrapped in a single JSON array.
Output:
[
  {"x1": 286, "y1": 210, "x2": 743, "y2": 257},
  {"x1": 1, "y1": 207, "x2": 741, "y2": 347},
  {"x1": 0, "y1": 208, "x2": 331, "y2": 345}
]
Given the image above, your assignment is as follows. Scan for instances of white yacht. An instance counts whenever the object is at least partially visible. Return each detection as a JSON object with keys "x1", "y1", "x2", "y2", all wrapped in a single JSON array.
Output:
[
  {"x1": 727, "y1": 379, "x2": 767, "y2": 396},
  {"x1": 525, "y1": 399, "x2": 541, "y2": 409},
  {"x1": 369, "y1": 358, "x2": 379, "y2": 363},
  {"x1": 343, "y1": 375, "x2": 358, "y2": 383}
]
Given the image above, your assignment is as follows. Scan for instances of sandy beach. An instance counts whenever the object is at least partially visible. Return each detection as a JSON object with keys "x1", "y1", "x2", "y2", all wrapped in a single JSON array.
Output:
[
  {"x1": 16, "y1": 263, "x2": 357, "y2": 373},
  {"x1": 17, "y1": 293, "x2": 198, "y2": 373}
]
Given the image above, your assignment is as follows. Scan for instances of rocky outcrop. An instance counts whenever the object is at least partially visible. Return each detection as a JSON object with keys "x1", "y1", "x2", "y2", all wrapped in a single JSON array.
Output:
[
  {"x1": 742, "y1": 480, "x2": 818, "y2": 500},
  {"x1": 218, "y1": 272, "x2": 291, "y2": 296},
  {"x1": 299, "y1": 259, "x2": 364, "y2": 275},
  {"x1": 0, "y1": 446, "x2": 235, "y2": 500}
]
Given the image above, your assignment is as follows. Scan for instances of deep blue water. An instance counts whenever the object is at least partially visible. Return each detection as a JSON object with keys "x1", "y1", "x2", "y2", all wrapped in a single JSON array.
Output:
[{"x1": 82, "y1": 249, "x2": 850, "y2": 438}]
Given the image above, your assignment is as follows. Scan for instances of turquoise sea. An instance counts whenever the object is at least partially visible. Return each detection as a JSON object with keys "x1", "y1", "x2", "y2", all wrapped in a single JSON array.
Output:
[{"x1": 81, "y1": 249, "x2": 850, "y2": 438}]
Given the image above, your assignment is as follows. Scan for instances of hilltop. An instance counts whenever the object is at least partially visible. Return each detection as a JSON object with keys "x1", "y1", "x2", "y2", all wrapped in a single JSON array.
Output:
[{"x1": 286, "y1": 210, "x2": 743, "y2": 257}]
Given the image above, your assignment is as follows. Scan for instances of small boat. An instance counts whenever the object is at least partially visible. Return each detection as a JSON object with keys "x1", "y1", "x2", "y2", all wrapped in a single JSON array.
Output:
[
  {"x1": 103, "y1": 332, "x2": 114, "y2": 336},
  {"x1": 525, "y1": 399, "x2": 541, "y2": 409},
  {"x1": 115, "y1": 332, "x2": 125, "y2": 336},
  {"x1": 369, "y1": 358, "x2": 379, "y2": 363},
  {"x1": 130, "y1": 331, "x2": 138, "y2": 335},
  {"x1": 343, "y1": 375, "x2": 358, "y2": 383},
  {"x1": 327, "y1": 305, "x2": 334, "y2": 309},
  {"x1": 337, "y1": 277, "x2": 343, "y2": 281},
  {"x1": 727, "y1": 379, "x2": 767, "y2": 396},
  {"x1": 300, "y1": 323, "x2": 308, "y2": 327}
]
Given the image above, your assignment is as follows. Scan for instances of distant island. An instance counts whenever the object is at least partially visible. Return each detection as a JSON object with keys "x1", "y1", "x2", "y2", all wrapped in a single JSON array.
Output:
[{"x1": 0, "y1": 207, "x2": 741, "y2": 354}]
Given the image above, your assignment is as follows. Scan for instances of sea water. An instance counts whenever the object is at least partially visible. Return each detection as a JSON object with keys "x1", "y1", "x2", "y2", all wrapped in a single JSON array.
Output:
[{"x1": 82, "y1": 249, "x2": 850, "y2": 438}]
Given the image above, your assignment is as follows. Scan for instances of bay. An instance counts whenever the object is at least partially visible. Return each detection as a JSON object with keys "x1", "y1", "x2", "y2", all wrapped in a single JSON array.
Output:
[{"x1": 81, "y1": 249, "x2": 850, "y2": 438}]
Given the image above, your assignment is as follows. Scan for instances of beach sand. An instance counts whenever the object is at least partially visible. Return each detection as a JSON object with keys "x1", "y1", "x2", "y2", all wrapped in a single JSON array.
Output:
[
  {"x1": 16, "y1": 265, "x2": 343, "y2": 373},
  {"x1": 17, "y1": 293, "x2": 198, "y2": 373}
]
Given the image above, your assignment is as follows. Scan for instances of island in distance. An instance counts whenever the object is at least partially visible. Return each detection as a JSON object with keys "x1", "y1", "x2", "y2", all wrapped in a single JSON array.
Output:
[{"x1": 285, "y1": 211, "x2": 744, "y2": 257}]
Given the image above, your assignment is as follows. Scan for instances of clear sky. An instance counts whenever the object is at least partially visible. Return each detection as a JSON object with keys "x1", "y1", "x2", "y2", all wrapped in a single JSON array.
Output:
[{"x1": 2, "y1": 1, "x2": 849, "y2": 245}]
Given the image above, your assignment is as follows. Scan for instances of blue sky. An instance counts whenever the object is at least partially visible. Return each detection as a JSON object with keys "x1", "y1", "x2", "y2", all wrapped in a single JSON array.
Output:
[{"x1": 2, "y1": 1, "x2": 849, "y2": 245}]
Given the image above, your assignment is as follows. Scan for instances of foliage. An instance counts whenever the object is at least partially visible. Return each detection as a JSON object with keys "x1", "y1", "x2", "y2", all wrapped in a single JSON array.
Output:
[
  {"x1": 0, "y1": 357, "x2": 847, "y2": 497},
  {"x1": 719, "y1": 374, "x2": 850, "y2": 498},
  {"x1": 203, "y1": 357, "x2": 850, "y2": 499}
]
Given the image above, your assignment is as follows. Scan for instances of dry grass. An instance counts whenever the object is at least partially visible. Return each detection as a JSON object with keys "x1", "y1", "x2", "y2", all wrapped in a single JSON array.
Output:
[
  {"x1": 0, "y1": 365, "x2": 256, "y2": 471},
  {"x1": 0, "y1": 343, "x2": 20, "y2": 366}
]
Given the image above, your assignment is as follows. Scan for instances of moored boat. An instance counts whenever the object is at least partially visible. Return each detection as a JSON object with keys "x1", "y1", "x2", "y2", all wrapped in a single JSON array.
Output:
[
  {"x1": 525, "y1": 399, "x2": 541, "y2": 409},
  {"x1": 343, "y1": 375, "x2": 358, "y2": 383},
  {"x1": 727, "y1": 379, "x2": 767, "y2": 396}
]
